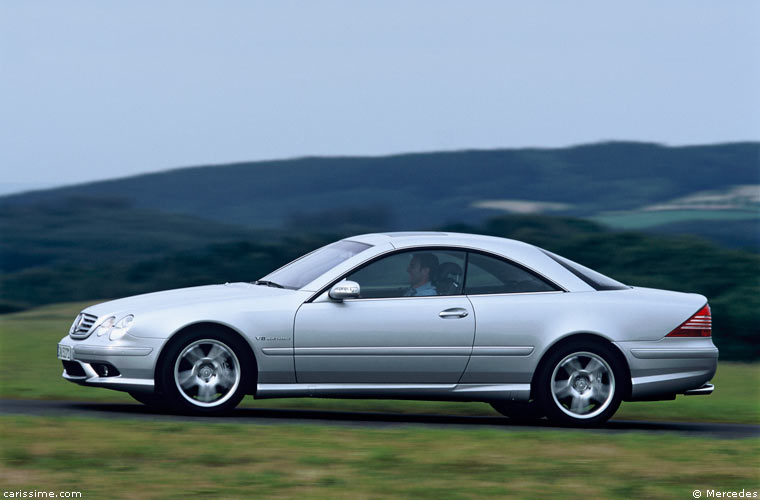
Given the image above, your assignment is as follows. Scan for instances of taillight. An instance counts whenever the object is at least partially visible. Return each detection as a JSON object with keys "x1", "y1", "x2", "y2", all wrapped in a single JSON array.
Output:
[{"x1": 666, "y1": 304, "x2": 712, "y2": 337}]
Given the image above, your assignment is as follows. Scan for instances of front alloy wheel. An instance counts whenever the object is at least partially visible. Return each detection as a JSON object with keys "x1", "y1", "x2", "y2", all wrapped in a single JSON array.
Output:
[
  {"x1": 161, "y1": 331, "x2": 250, "y2": 414},
  {"x1": 174, "y1": 339, "x2": 241, "y2": 408}
]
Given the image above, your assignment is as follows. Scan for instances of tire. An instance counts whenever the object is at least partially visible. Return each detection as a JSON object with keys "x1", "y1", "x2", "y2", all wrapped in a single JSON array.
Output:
[
  {"x1": 490, "y1": 400, "x2": 544, "y2": 423},
  {"x1": 159, "y1": 329, "x2": 251, "y2": 414},
  {"x1": 129, "y1": 391, "x2": 169, "y2": 410},
  {"x1": 535, "y1": 341, "x2": 624, "y2": 427}
]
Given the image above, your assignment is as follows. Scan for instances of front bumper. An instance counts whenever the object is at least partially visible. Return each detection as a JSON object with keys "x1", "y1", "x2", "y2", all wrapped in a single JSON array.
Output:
[
  {"x1": 58, "y1": 334, "x2": 165, "y2": 394},
  {"x1": 614, "y1": 337, "x2": 719, "y2": 401}
]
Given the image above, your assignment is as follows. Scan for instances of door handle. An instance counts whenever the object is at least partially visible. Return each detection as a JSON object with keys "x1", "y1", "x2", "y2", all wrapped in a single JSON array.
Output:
[{"x1": 439, "y1": 308, "x2": 469, "y2": 319}]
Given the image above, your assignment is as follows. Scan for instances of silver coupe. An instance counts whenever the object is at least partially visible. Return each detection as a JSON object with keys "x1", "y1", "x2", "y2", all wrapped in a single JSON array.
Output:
[{"x1": 57, "y1": 232, "x2": 718, "y2": 426}]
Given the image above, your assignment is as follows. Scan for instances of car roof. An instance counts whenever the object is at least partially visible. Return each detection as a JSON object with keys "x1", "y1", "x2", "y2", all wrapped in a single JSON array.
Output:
[{"x1": 347, "y1": 231, "x2": 535, "y2": 252}]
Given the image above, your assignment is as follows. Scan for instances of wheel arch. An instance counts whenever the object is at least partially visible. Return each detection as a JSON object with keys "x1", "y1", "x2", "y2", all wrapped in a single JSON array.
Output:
[
  {"x1": 154, "y1": 321, "x2": 259, "y2": 395},
  {"x1": 530, "y1": 332, "x2": 631, "y2": 400}
]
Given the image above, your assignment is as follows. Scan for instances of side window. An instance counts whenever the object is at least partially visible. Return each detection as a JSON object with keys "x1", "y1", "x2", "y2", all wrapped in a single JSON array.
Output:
[
  {"x1": 345, "y1": 249, "x2": 466, "y2": 299},
  {"x1": 464, "y1": 252, "x2": 559, "y2": 295}
]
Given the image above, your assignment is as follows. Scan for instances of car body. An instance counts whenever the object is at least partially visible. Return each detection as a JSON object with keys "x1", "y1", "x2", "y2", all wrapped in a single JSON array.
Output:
[{"x1": 57, "y1": 232, "x2": 718, "y2": 425}]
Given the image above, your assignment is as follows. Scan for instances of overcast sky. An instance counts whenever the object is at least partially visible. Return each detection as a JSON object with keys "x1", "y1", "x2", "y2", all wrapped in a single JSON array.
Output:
[{"x1": 1, "y1": 1, "x2": 758, "y2": 195}]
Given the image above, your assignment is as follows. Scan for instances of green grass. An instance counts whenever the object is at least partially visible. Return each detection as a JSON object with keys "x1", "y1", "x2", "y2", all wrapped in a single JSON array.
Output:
[
  {"x1": 591, "y1": 210, "x2": 758, "y2": 230},
  {"x1": 1, "y1": 302, "x2": 758, "y2": 424},
  {"x1": 1, "y1": 415, "x2": 758, "y2": 499}
]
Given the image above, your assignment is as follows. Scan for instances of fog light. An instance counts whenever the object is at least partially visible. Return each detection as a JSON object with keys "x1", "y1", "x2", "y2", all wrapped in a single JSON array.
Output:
[{"x1": 91, "y1": 363, "x2": 120, "y2": 377}]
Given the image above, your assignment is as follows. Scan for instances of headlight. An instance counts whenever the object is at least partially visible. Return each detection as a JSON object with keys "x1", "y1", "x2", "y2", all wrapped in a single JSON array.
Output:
[
  {"x1": 95, "y1": 316, "x2": 115, "y2": 337},
  {"x1": 109, "y1": 315, "x2": 135, "y2": 341}
]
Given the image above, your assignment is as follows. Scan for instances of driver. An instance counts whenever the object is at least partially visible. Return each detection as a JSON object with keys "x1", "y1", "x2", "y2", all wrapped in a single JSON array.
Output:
[{"x1": 404, "y1": 253, "x2": 439, "y2": 296}]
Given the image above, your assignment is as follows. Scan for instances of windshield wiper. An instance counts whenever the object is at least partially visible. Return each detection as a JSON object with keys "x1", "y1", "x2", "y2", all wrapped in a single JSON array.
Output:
[{"x1": 254, "y1": 280, "x2": 285, "y2": 289}]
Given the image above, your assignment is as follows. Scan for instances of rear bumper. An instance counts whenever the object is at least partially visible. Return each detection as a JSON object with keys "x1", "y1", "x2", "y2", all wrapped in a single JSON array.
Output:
[{"x1": 614, "y1": 338, "x2": 718, "y2": 401}]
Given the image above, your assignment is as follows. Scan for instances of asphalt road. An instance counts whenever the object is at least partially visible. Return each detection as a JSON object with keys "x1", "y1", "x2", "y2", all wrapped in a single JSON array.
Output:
[{"x1": 1, "y1": 399, "x2": 757, "y2": 439}]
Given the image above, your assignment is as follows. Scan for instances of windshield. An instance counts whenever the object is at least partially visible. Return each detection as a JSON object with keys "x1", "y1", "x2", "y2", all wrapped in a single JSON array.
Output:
[{"x1": 260, "y1": 240, "x2": 372, "y2": 290}]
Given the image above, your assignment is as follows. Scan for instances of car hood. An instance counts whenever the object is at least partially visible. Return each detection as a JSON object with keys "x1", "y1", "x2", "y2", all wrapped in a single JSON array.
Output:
[{"x1": 84, "y1": 282, "x2": 294, "y2": 318}]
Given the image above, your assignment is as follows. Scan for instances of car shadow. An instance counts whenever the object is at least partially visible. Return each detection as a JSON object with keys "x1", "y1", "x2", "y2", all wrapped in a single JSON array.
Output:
[{"x1": 65, "y1": 401, "x2": 759, "y2": 437}]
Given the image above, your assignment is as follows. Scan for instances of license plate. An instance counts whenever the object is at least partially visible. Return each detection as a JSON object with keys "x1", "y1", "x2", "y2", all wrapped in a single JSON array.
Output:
[{"x1": 57, "y1": 344, "x2": 73, "y2": 361}]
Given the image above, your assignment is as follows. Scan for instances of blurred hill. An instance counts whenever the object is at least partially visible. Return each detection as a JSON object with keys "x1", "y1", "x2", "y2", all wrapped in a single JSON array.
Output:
[
  {"x1": 2, "y1": 141, "x2": 758, "y2": 249},
  {"x1": 0, "y1": 197, "x2": 261, "y2": 273}
]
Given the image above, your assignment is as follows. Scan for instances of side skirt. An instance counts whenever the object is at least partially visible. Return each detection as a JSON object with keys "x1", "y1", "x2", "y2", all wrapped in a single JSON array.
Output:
[{"x1": 255, "y1": 383, "x2": 531, "y2": 402}]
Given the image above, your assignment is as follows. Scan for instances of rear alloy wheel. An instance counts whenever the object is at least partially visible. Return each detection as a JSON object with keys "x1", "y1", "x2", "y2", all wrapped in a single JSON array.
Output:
[
  {"x1": 536, "y1": 343, "x2": 623, "y2": 426},
  {"x1": 161, "y1": 331, "x2": 250, "y2": 414}
]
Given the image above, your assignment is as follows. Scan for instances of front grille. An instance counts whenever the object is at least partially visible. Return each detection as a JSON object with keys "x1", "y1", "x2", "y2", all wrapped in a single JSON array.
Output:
[
  {"x1": 69, "y1": 313, "x2": 98, "y2": 339},
  {"x1": 62, "y1": 360, "x2": 86, "y2": 377}
]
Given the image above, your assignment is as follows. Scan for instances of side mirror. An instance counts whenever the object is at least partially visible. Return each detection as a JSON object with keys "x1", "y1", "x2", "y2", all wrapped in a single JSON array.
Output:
[{"x1": 329, "y1": 280, "x2": 360, "y2": 301}]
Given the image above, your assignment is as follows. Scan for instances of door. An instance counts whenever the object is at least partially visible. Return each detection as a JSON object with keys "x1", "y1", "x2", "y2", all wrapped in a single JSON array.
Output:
[{"x1": 294, "y1": 249, "x2": 474, "y2": 384}]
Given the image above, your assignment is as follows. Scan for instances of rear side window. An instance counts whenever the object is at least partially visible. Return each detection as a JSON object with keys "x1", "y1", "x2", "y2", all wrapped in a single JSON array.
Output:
[
  {"x1": 541, "y1": 250, "x2": 628, "y2": 291},
  {"x1": 464, "y1": 252, "x2": 560, "y2": 295}
]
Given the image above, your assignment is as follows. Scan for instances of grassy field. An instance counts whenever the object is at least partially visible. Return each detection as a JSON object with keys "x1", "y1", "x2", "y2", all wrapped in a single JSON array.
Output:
[
  {"x1": 1, "y1": 415, "x2": 758, "y2": 499},
  {"x1": 590, "y1": 209, "x2": 758, "y2": 230},
  {"x1": 1, "y1": 302, "x2": 758, "y2": 424}
]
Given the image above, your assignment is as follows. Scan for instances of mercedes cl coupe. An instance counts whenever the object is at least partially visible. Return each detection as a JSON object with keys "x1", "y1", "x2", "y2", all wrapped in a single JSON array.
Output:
[{"x1": 57, "y1": 232, "x2": 718, "y2": 426}]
